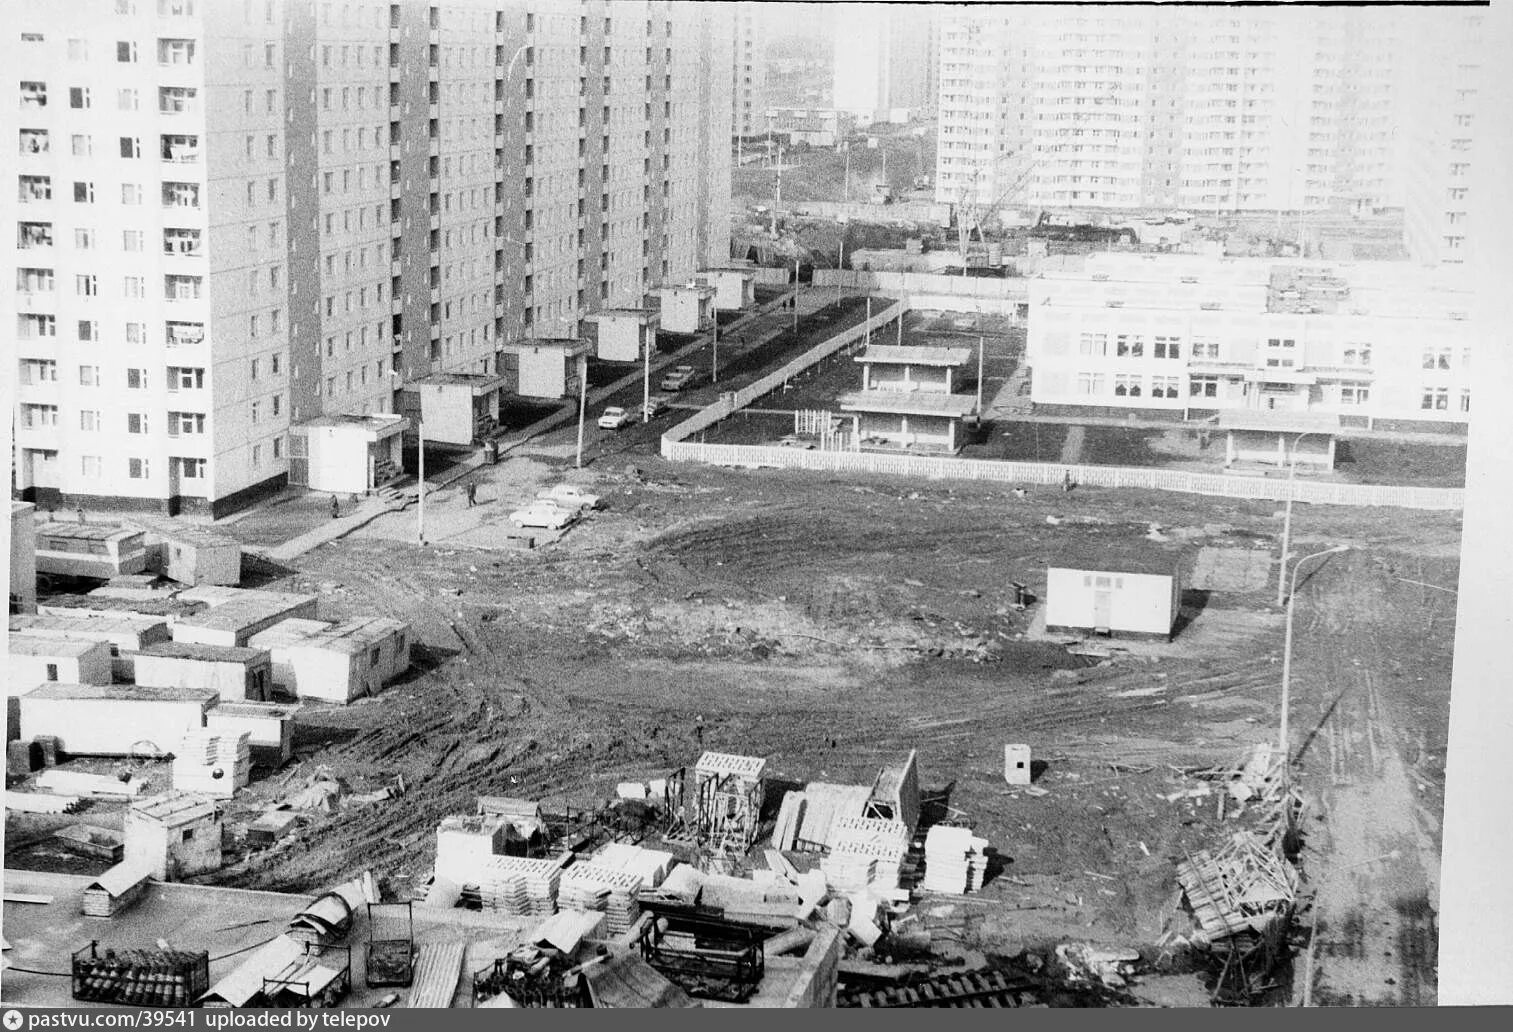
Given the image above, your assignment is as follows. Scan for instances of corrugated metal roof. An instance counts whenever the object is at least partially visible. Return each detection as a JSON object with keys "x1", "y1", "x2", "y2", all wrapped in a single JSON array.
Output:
[
  {"x1": 582, "y1": 952, "x2": 697, "y2": 1008},
  {"x1": 131, "y1": 792, "x2": 220, "y2": 825},
  {"x1": 404, "y1": 941, "x2": 467, "y2": 1008},
  {"x1": 87, "y1": 860, "x2": 154, "y2": 897}
]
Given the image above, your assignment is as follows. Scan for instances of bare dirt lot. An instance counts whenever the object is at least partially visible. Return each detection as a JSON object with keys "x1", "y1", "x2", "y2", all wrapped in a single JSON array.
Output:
[{"x1": 7, "y1": 452, "x2": 1456, "y2": 1004}]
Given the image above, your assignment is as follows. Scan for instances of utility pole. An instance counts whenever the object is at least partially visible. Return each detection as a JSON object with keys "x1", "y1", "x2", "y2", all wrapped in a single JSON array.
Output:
[
  {"x1": 1276, "y1": 432, "x2": 1315, "y2": 607},
  {"x1": 976, "y1": 335, "x2": 985, "y2": 414},
  {"x1": 843, "y1": 142, "x2": 851, "y2": 203},
  {"x1": 416, "y1": 420, "x2": 426, "y2": 545},
  {"x1": 836, "y1": 226, "x2": 846, "y2": 310},
  {"x1": 771, "y1": 145, "x2": 783, "y2": 238},
  {"x1": 712, "y1": 310, "x2": 720, "y2": 383},
  {"x1": 641, "y1": 330, "x2": 651, "y2": 422},
  {"x1": 792, "y1": 258, "x2": 799, "y2": 335},
  {"x1": 574, "y1": 354, "x2": 587, "y2": 468}
]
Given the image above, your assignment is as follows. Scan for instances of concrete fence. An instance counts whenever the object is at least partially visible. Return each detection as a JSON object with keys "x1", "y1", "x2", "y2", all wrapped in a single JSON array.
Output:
[
  {"x1": 749, "y1": 266, "x2": 791, "y2": 286},
  {"x1": 813, "y1": 269, "x2": 1030, "y2": 302},
  {"x1": 660, "y1": 441, "x2": 1465, "y2": 510}
]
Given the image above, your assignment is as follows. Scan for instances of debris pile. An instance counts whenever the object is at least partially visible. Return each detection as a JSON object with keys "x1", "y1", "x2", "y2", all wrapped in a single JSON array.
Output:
[{"x1": 921, "y1": 825, "x2": 989, "y2": 894}]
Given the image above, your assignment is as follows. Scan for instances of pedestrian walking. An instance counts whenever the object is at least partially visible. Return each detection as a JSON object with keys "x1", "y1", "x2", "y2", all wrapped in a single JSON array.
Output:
[
  {"x1": 694, "y1": 714, "x2": 705, "y2": 746},
  {"x1": 1062, "y1": 470, "x2": 1074, "y2": 493},
  {"x1": 76, "y1": 505, "x2": 86, "y2": 524},
  {"x1": 330, "y1": 495, "x2": 340, "y2": 520},
  {"x1": 466, "y1": 482, "x2": 478, "y2": 508}
]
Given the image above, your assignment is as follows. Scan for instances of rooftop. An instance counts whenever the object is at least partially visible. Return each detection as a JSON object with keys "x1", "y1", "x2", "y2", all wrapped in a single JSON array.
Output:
[
  {"x1": 410, "y1": 372, "x2": 509, "y2": 392},
  {"x1": 21, "y1": 683, "x2": 219, "y2": 704},
  {"x1": 131, "y1": 792, "x2": 221, "y2": 825},
  {"x1": 838, "y1": 390, "x2": 980, "y2": 418},
  {"x1": 6, "y1": 633, "x2": 107, "y2": 658},
  {"x1": 855, "y1": 345, "x2": 973, "y2": 368},
  {"x1": 139, "y1": 641, "x2": 270, "y2": 665},
  {"x1": 155, "y1": 528, "x2": 241, "y2": 550},
  {"x1": 1048, "y1": 556, "x2": 1182, "y2": 578},
  {"x1": 208, "y1": 701, "x2": 302, "y2": 721},
  {"x1": 249, "y1": 617, "x2": 405, "y2": 655},
  {"x1": 173, "y1": 587, "x2": 317, "y2": 634},
  {"x1": 35, "y1": 523, "x2": 145, "y2": 544},
  {"x1": 1216, "y1": 410, "x2": 1342, "y2": 435},
  {"x1": 40, "y1": 594, "x2": 206, "y2": 619},
  {"x1": 584, "y1": 308, "x2": 658, "y2": 322},
  {"x1": 11, "y1": 612, "x2": 169, "y2": 636},
  {"x1": 659, "y1": 283, "x2": 716, "y2": 297}
]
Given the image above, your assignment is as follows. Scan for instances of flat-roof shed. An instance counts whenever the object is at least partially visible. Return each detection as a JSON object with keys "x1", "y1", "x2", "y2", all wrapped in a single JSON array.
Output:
[
  {"x1": 1217, "y1": 411, "x2": 1338, "y2": 470},
  {"x1": 288, "y1": 413, "x2": 409, "y2": 494},
  {"x1": 502, "y1": 338, "x2": 590, "y2": 401},
  {"x1": 158, "y1": 529, "x2": 242, "y2": 588},
  {"x1": 205, "y1": 701, "x2": 300, "y2": 767},
  {"x1": 247, "y1": 617, "x2": 410, "y2": 704},
  {"x1": 1044, "y1": 559, "x2": 1183, "y2": 641},
  {"x1": 10, "y1": 612, "x2": 172, "y2": 680},
  {"x1": 7, "y1": 633, "x2": 114, "y2": 690},
  {"x1": 39, "y1": 592, "x2": 207, "y2": 623},
  {"x1": 853, "y1": 345, "x2": 973, "y2": 394},
  {"x1": 698, "y1": 267, "x2": 757, "y2": 312},
  {"x1": 124, "y1": 792, "x2": 224, "y2": 880},
  {"x1": 34, "y1": 523, "x2": 149, "y2": 580},
  {"x1": 583, "y1": 309, "x2": 659, "y2": 363},
  {"x1": 18, "y1": 683, "x2": 217, "y2": 758},
  {"x1": 171, "y1": 586, "x2": 319, "y2": 648},
  {"x1": 838, "y1": 390, "x2": 979, "y2": 454},
  {"x1": 404, "y1": 373, "x2": 507, "y2": 445},
  {"x1": 655, "y1": 283, "x2": 716, "y2": 335},
  {"x1": 134, "y1": 642, "x2": 274, "y2": 703}
]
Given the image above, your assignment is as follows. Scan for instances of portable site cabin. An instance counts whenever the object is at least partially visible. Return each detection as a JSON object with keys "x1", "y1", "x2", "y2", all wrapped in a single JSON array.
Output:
[
  {"x1": 583, "y1": 309, "x2": 659, "y2": 363},
  {"x1": 1044, "y1": 560, "x2": 1183, "y2": 641},
  {"x1": 7, "y1": 633, "x2": 113, "y2": 688},
  {"x1": 37, "y1": 592, "x2": 205, "y2": 632},
  {"x1": 205, "y1": 701, "x2": 299, "y2": 767},
  {"x1": 158, "y1": 529, "x2": 242, "y2": 587},
  {"x1": 18, "y1": 683, "x2": 217, "y2": 758},
  {"x1": 504, "y1": 338, "x2": 590, "y2": 401},
  {"x1": 698, "y1": 268, "x2": 757, "y2": 312},
  {"x1": 82, "y1": 861, "x2": 154, "y2": 918},
  {"x1": 247, "y1": 617, "x2": 410, "y2": 704},
  {"x1": 134, "y1": 642, "x2": 274, "y2": 703},
  {"x1": 33, "y1": 523, "x2": 150, "y2": 580},
  {"x1": 171, "y1": 586, "x2": 319, "y2": 648},
  {"x1": 11, "y1": 501, "x2": 37, "y2": 613},
  {"x1": 838, "y1": 390, "x2": 979, "y2": 454},
  {"x1": 9, "y1": 612, "x2": 172, "y2": 680},
  {"x1": 288, "y1": 414, "x2": 408, "y2": 493},
  {"x1": 853, "y1": 345, "x2": 973, "y2": 394},
  {"x1": 656, "y1": 284, "x2": 716, "y2": 335},
  {"x1": 124, "y1": 792, "x2": 224, "y2": 880},
  {"x1": 405, "y1": 373, "x2": 507, "y2": 445},
  {"x1": 434, "y1": 814, "x2": 511, "y2": 885}
]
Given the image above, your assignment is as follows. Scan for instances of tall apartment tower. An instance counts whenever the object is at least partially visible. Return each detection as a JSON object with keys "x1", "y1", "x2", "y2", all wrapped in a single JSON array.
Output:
[
  {"x1": 936, "y1": 5, "x2": 1414, "y2": 215},
  {"x1": 1402, "y1": 7, "x2": 1485, "y2": 267},
  {"x1": 730, "y1": 3, "x2": 764, "y2": 138},
  {"x1": 8, "y1": 0, "x2": 732, "y2": 516},
  {"x1": 831, "y1": 2, "x2": 937, "y2": 123}
]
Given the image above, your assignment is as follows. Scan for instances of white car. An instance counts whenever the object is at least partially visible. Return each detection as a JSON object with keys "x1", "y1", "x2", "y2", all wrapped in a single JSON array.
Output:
[
  {"x1": 508, "y1": 501, "x2": 578, "y2": 530},
  {"x1": 598, "y1": 406, "x2": 633, "y2": 430},
  {"x1": 536, "y1": 483, "x2": 602, "y2": 512}
]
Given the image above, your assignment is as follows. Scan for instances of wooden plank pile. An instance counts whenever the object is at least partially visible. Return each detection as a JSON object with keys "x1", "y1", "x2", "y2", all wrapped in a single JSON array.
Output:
[
  {"x1": 172, "y1": 730, "x2": 250, "y2": 799},
  {"x1": 475, "y1": 856, "x2": 561, "y2": 917},
  {"x1": 921, "y1": 825, "x2": 989, "y2": 894},
  {"x1": 1174, "y1": 831, "x2": 1298, "y2": 944},
  {"x1": 71, "y1": 946, "x2": 210, "y2": 1006},
  {"x1": 559, "y1": 863, "x2": 643, "y2": 937}
]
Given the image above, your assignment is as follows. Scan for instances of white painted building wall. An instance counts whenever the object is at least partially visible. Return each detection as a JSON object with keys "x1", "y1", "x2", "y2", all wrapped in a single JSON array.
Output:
[
  {"x1": 10, "y1": 503, "x2": 37, "y2": 613},
  {"x1": 6, "y1": 635, "x2": 114, "y2": 689},
  {"x1": 19, "y1": 690, "x2": 214, "y2": 756},
  {"x1": 1044, "y1": 567, "x2": 1179, "y2": 639}
]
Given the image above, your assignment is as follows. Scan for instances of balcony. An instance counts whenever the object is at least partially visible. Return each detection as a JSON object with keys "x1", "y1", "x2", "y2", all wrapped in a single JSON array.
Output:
[
  {"x1": 17, "y1": 224, "x2": 53, "y2": 250},
  {"x1": 161, "y1": 135, "x2": 201, "y2": 164},
  {"x1": 165, "y1": 321, "x2": 205, "y2": 348},
  {"x1": 19, "y1": 131, "x2": 49, "y2": 157},
  {"x1": 161, "y1": 183, "x2": 202, "y2": 209}
]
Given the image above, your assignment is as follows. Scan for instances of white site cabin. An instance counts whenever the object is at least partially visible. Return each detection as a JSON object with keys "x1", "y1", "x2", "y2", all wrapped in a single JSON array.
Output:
[
  {"x1": 1044, "y1": 562, "x2": 1183, "y2": 641},
  {"x1": 7, "y1": 633, "x2": 114, "y2": 689},
  {"x1": 248, "y1": 617, "x2": 411, "y2": 704},
  {"x1": 18, "y1": 683, "x2": 218, "y2": 758}
]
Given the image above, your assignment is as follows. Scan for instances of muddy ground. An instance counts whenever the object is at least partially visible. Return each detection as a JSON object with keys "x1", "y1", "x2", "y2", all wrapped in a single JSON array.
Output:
[{"x1": 9, "y1": 449, "x2": 1456, "y2": 1005}]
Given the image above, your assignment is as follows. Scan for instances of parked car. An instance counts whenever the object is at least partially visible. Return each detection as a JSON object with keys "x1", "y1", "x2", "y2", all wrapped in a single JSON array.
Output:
[
  {"x1": 642, "y1": 394, "x2": 673, "y2": 418},
  {"x1": 536, "y1": 483, "x2": 602, "y2": 512},
  {"x1": 777, "y1": 435, "x2": 816, "y2": 450},
  {"x1": 508, "y1": 501, "x2": 578, "y2": 530},
  {"x1": 597, "y1": 405, "x2": 633, "y2": 430},
  {"x1": 659, "y1": 365, "x2": 697, "y2": 392}
]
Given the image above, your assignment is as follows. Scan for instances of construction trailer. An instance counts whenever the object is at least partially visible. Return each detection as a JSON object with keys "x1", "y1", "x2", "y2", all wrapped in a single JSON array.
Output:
[
  {"x1": 34, "y1": 522, "x2": 150, "y2": 580},
  {"x1": 698, "y1": 268, "x2": 757, "y2": 312},
  {"x1": 502, "y1": 338, "x2": 591, "y2": 401},
  {"x1": 11, "y1": 501, "x2": 37, "y2": 613},
  {"x1": 583, "y1": 309, "x2": 659, "y2": 363},
  {"x1": 205, "y1": 701, "x2": 299, "y2": 767},
  {"x1": 287, "y1": 413, "x2": 408, "y2": 493},
  {"x1": 18, "y1": 684, "x2": 217, "y2": 758},
  {"x1": 9, "y1": 612, "x2": 172, "y2": 681},
  {"x1": 1044, "y1": 560, "x2": 1183, "y2": 641},
  {"x1": 7, "y1": 633, "x2": 114, "y2": 688},
  {"x1": 124, "y1": 792, "x2": 224, "y2": 880},
  {"x1": 692, "y1": 752, "x2": 767, "y2": 857},
  {"x1": 247, "y1": 617, "x2": 411, "y2": 703},
  {"x1": 157, "y1": 528, "x2": 242, "y2": 587},
  {"x1": 656, "y1": 284, "x2": 716, "y2": 335},
  {"x1": 403, "y1": 372, "x2": 508, "y2": 446},
  {"x1": 133, "y1": 642, "x2": 274, "y2": 703},
  {"x1": 170, "y1": 586, "x2": 320, "y2": 648}
]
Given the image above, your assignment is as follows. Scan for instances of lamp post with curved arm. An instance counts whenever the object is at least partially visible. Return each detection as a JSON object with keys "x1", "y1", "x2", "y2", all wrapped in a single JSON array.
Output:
[
  {"x1": 1279, "y1": 544, "x2": 1350, "y2": 793},
  {"x1": 1277, "y1": 431, "x2": 1326, "y2": 607}
]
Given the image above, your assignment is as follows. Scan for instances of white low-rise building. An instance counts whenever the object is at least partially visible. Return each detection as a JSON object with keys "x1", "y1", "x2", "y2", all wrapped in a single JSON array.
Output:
[
  {"x1": 18, "y1": 683, "x2": 217, "y2": 757},
  {"x1": 33, "y1": 523, "x2": 150, "y2": 580},
  {"x1": 247, "y1": 617, "x2": 411, "y2": 704},
  {"x1": 656, "y1": 284, "x2": 716, "y2": 335},
  {"x1": 10, "y1": 612, "x2": 172, "y2": 681},
  {"x1": 1044, "y1": 561, "x2": 1183, "y2": 641},
  {"x1": 698, "y1": 268, "x2": 757, "y2": 313},
  {"x1": 584, "y1": 310, "x2": 659, "y2": 364},
  {"x1": 124, "y1": 792, "x2": 223, "y2": 881},
  {"x1": 133, "y1": 642, "x2": 274, "y2": 704},
  {"x1": 7, "y1": 633, "x2": 113, "y2": 690},
  {"x1": 287, "y1": 414, "x2": 408, "y2": 495},
  {"x1": 1026, "y1": 254, "x2": 1477, "y2": 428},
  {"x1": 157, "y1": 529, "x2": 242, "y2": 588},
  {"x1": 170, "y1": 586, "x2": 319, "y2": 648}
]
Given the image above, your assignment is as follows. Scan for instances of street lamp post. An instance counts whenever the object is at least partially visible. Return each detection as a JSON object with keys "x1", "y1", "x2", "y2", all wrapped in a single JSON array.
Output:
[
  {"x1": 416, "y1": 418, "x2": 425, "y2": 545},
  {"x1": 1279, "y1": 545, "x2": 1350, "y2": 789},
  {"x1": 1276, "y1": 431, "x2": 1323, "y2": 608},
  {"x1": 574, "y1": 353, "x2": 588, "y2": 469}
]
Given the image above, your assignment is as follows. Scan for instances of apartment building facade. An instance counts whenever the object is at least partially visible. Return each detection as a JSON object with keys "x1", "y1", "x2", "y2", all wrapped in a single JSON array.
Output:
[
  {"x1": 7, "y1": 0, "x2": 732, "y2": 516},
  {"x1": 937, "y1": 5, "x2": 1411, "y2": 215},
  {"x1": 831, "y1": 2, "x2": 937, "y2": 123},
  {"x1": 731, "y1": 2, "x2": 764, "y2": 138},
  {"x1": 1026, "y1": 254, "x2": 1475, "y2": 428}
]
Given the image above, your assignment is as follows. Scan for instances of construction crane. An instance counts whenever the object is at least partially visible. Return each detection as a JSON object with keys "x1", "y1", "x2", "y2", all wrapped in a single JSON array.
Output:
[{"x1": 954, "y1": 149, "x2": 1034, "y2": 277}]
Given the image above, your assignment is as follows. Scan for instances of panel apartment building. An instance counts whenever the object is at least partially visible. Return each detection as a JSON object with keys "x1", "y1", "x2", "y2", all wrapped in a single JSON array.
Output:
[
  {"x1": 937, "y1": 4, "x2": 1412, "y2": 215},
  {"x1": 1026, "y1": 253, "x2": 1475, "y2": 428},
  {"x1": 7, "y1": 0, "x2": 732, "y2": 517}
]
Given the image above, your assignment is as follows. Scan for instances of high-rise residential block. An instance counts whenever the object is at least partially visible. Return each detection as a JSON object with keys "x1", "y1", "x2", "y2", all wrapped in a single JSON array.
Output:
[
  {"x1": 7, "y1": 0, "x2": 732, "y2": 516},
  {"x1": 831, "y1": 2, "x2": 938, "y2": 123}
]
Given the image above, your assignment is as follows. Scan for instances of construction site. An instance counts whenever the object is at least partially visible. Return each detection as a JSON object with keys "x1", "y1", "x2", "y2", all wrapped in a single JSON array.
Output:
[{"x1": 6, "y1": 427, "x2": 1459, "y2": 1006}]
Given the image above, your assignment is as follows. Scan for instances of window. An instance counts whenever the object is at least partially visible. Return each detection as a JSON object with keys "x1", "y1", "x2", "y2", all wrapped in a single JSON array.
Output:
[
  {"x1": 1078, "y1": 332, "x2": 1107, "y2": 357},
  {"x1": 252, "y1": 443, "x2": 262, "y2": 466},
  {"x1": 128, "y1": 458, "x2": 150, "y2": 479},
  {"x1": 160, "y1": 86, "x2": 195, "y2": 113},
  {"x1": 1114, "y1": 334, "x2": 1144, "y2": 358},
  {"x1": 79, "y1": 409, "x2": 100, "y2": 432},
  {"x1": 20, "y1": 359, "x2": 57, "y2": 383},
  {"x1": 165, "y1": 274, "x2": 203, "y2": 299},
  {"x1": 69, "y1": 87, "x2": 91, "y2": 109},
  {"x1": 1422, "y1": 347, "x2": 1453, "y2": 370},
  {"x1": 73, "y1": 181, "x2": 95, "y2": 202},
  {"x1": 250, "y1": 401, "x2": 260, "y2": 424},
  {"x1": 45, "y1": 663, "x2": 58, "y2": 682},
  {"x1": 157, "y1": 38, "x2": 196, "y2": 65},
  {"x1": 123, "y1": 230, "x2": 144, "y2": 251},
  {"x1": 79, "y1": 364, "x2": 101, "y2": 386},
  {"x1": 81, "y1": 455, "x2": 103, "y2": 478},
  {"x1": 21, "y1": 404, "x2": 59, "y2": 429},
  {"x1": 71, "y1": 135, "x2": 92, "y2": 157},
  {"x1": 76, "y1": 274, "x2": 98, "y2": 296},
  {"x1": 127, "y1": 413, "x2": 149, "y2": 434},
  {"x1": 168, "y1": 366, "x2": 205, "y2": 390},
  {"x1": 1151, "y1": 376, "x2": 1180, "y2": 399},
  {"x1": 74, "y1": 228, "x2": 95, "y2": 250},
  {"x1": 1113, "y1": 374, "x2": 1142, "y2": 397},
  {"x1": 1339, "y1": 386, "x2": 1369, "y2": 406},
  {"x1": 77, "y1": 320, "x2": 97, "y2": 341},
  {"x1": 1421, "y1": 387, "x2": 1449, "y2": 411},
  {"x1": 1076, "y1": 372, "x2": 1104, "y2": 395},
  {"x1": 17, "y1": 268, "x2": 55, "y2": 292},
  {"x1": 1153, "y1": 336, "x2": 1181, "y2": 359},
  {"x1": 118, "y1": 88, "x2": 140, "y2": 111},
  {"x1": 177, "y1": 457, "x2": 207, "y2": 479},
  {"x1": 127, "y1": 368, "x2": 148, "y2": 389},
  {"x1": 167, "y1": 411, "x2": 205, "y2": 436},
  {"x1": 121, "y1": 183, "x2": 143, "y2": 205},
  {"x1": 117, "y1": 41, "x2": 138, "y2": 62},
  {"x1": 1461, "y1": 390, "x2": 1471, "y2": 413},
  {"x1": 126, "y1": 322, "x2": 145, "y2": 344},
  {"x1": 123, "y1": 276, "x2": 145, "y2": 298},
  {"x1": 1342, "y1": 345, "x2": 1371, "y2": 367}
]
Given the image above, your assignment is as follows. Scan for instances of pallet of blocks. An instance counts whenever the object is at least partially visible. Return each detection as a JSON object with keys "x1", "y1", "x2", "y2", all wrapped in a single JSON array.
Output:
[
  {"x1": 823, "y1": 817, "x2": 910, "y2": 894},
  {"x1": 475, "y1": 856, "x2": 561, "y2": 917},
  {"x1": 171, "y1": 730, "x2": 251, "y2": 799},
  {"x1": 921, "y1": 825, "x2": 989, "y2": 894},
  {"x1": 71, "y1": 945, "x2": 210, "y2": 1007},
  {"x1": 558, "y1": 863, "x2": 643, "y2": 937}
]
